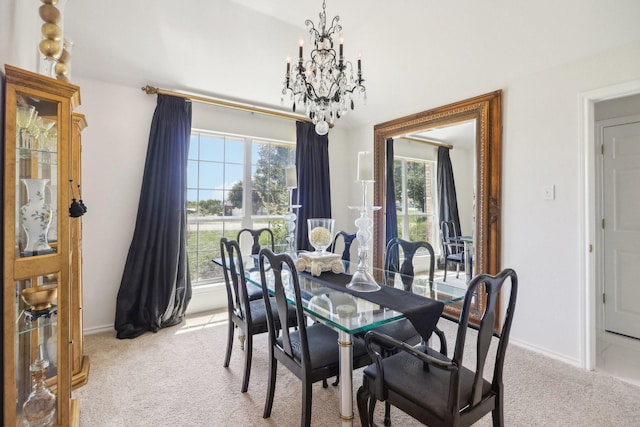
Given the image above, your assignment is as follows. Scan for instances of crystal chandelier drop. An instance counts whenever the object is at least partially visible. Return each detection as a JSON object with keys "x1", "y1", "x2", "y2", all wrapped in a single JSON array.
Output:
[{"x1": 282, "y1": 1, "x2": 366, "y2": 135}]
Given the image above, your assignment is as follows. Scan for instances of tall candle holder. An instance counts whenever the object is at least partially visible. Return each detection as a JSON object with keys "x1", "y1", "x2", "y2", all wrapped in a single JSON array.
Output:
[
  {"x1": 284, "y1": 187, "x2": 301, "y2": 259},
  {"x1": 347, "y1": 180, "x2": 381, "y2": 292}
]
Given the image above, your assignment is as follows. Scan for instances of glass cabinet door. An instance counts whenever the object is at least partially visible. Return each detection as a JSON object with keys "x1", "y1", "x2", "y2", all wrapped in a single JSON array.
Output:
[
  {"x1": 15, "y1": 273, "x2": 59, "y2": 427},
  {"x1": 15, "y1": 95, "x2": 59, "y2": 258}
]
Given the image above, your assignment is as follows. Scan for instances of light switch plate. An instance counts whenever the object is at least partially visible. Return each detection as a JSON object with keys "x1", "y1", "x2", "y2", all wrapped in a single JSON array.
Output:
[{"x1": 543, "y1": 185, "x2": 555, "y2": 200}]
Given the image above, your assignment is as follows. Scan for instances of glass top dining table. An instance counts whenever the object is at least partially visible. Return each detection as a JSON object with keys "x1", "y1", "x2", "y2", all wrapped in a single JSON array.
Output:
[{"x1": 213, "y1": 252, "x2": 466, "y2": 426}]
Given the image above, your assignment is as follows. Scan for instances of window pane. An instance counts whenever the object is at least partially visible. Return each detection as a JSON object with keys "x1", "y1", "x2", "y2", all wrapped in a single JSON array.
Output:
[
  {"x1": 250, "y1": 140, "x2": 294, "y2": 217},
  {"x1": 188, "y1": 135, "x2": 199, "y2": 160},
  {"x1": 186, "y1": 189, "x2": 198, "y2": 202},
  {"x1": 396, "y1": 158, "x2": 436, "y2": 243},
  {"x1": 408, "y1": 216, "x2": 427, "y2": 241},
  {"x1": 225, "y1": 138, "x2": 244, "y2": 163},
  {"x1": 199, "y1": 161, "x2": 223, "y2": 189},
  {"x1": 406, "y1": 161, "x2": 426, "y2": 213},
  {"x1": 187, "y1": 160, "x2": 199, "y2": 186},
  {"x1": 224, "y1": 163, "x2": 243, "y2": 190},
  {"x1": 196, "y1": 191, "x2": 223, "y2": 216},
  {"x1": 224, "y1": 187, "x2": 242, "y2": 215},
  {"x1": 199, "y1": 135, "x2": 224, "y2": 162},
  {"x1": 187, "y1": 220, "x2": 242, "y2": 284},
  {"x1": 196, "y1": 219, "x2": 219, "y2": 251},
  {"x1": 394, "y1": 160, "x2": 403, "y2": 212},
  {"x1": 268, "y1": 219, "x2": 287, "y2": 252},
  {"x1": 252, "y1": 142, "x2": 268, "y2": 166}
]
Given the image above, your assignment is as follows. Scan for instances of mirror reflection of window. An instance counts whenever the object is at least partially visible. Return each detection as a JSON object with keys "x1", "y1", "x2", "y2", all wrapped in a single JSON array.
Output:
[{"x1": 393, "y1": 156, "x2": 437, "y2": 247}]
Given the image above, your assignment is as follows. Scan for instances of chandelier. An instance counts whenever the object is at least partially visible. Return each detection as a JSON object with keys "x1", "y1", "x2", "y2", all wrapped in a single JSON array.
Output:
[{"x1": 282, "y1": 1, "x2": 366, "y2": 135}]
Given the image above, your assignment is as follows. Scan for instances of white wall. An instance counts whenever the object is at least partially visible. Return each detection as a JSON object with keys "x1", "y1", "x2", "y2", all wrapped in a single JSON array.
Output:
[{"x1": 71, "y1": 78, "x2": 155, "y2": 332}]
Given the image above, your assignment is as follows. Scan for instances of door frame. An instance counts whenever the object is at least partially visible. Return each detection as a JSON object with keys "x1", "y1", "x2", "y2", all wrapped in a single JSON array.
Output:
[{"x1": 580, "y1": 80, "x2": 640, "y2": 370}]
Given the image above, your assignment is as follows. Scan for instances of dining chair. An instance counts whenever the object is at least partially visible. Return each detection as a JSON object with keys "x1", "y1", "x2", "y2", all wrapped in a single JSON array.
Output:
[
  {"x1": 384, "y1": 237, "x2": 434, "y2": 292},
  {"x1": 357, "y1": 268, "x2": 518, "y2": 427},
  {"x1": 330, "y1": 230, "x2": 357, "y2": 263},
  {"x1": 219, "y1": 237, "x2": 296, "y2": 393},
  {"x1": 236, "y1": 227, "x2": 275, "y2": 300},
  {"x1": 237, "y1": 227, "x2": 275, "y2": 255},
  {"x1": 440, "y1": 221, "x2": 465, "y2": 281},
  {"x1": 258, "y1": 248, "x2": 370, "y2": 427},
  {"x1": 371, "y1": 237, "x2": 448, "y2": 425}
]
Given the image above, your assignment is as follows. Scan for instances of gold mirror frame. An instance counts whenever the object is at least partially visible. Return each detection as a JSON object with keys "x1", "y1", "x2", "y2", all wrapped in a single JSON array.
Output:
[{"x1": 373, "y1": 90, "x2": 502, "y2": 322}]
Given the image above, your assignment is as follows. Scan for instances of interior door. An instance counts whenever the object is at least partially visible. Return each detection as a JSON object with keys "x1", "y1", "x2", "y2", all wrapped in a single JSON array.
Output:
[{"x1": 603, "y1": 118, "x2": 640, "y2": 340}]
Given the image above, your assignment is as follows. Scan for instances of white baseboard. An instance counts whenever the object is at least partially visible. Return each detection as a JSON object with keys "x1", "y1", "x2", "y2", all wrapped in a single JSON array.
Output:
[
  {"x1": 510, "y1": 337, "x2": 583, "y2": 368},
  {"x1": 84, "y1": 324, "x2": 115, "y2": 335}
]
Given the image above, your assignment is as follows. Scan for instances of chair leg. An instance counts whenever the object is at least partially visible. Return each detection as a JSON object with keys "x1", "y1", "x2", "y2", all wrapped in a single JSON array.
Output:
[
  {"x1": 443, "y1": 262, "x2": 448, "y2": 282},
  {"x1": 302, "y1": 378, "x2": 313, "y2": 427},
  {"x1": 492, "y1": 393, "x2": 504, "y2": 426},
  {"x1": 455, "y1": 262, "x2": 460, "y2": 279},
  {"x1": 332, "y1": 375, "x2": 340, "y2": 386},
  {"x1": 263, "y1": 351, "x2": 277, "y2": 419},
  {"x1": 356, "y1": 386, "x2": 371, "y2": 427},
  {"x1": 223, "y1": 321, "x2": 234, "y2": 367},
  {"x1": 241, "y1": 334, "x2": 253, "y2": 393},
  {"x1": 383, "y1": 402, "x2": 391, "y2": 426},
  {"x1": 368, "y1": 396, "x2": 377, "y2": 427}
]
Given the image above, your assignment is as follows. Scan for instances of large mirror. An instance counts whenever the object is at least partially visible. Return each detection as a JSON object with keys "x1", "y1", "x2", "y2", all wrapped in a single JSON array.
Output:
[{"x1": 372, "y1": 91, "x2": 502, "y2": 323}]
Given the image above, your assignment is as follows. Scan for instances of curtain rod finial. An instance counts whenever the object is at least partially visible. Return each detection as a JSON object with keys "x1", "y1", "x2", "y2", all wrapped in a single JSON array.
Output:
[{"x1": 141, "y1": 85, "x2": 159, "y2": 95}]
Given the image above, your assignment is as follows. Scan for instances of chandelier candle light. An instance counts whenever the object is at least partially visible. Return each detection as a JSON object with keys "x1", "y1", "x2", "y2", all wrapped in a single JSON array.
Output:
[
  {"x1": 347, "y1": 151, "x2": 381, "y2": 292},
  {"x1": 282, "y1": 0, "x2": 366, "y2": 136},
  {"x1": 284, "y1": 166, "x2": 301, "y2": 258}
]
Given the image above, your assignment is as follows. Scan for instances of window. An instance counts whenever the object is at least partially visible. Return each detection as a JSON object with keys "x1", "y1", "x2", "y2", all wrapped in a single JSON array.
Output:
[
  {"x1": 393, "y1": 157, "x2": 437, "y2": 246},
  {"x1": 187, "y1": 130, "x2": 295, "y2": 286}
]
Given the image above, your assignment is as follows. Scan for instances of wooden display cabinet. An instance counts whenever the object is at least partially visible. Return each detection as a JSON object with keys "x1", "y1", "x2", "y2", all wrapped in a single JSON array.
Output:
[{"x1": 3, "y1": 65, "x2": 87, "y2": 427}]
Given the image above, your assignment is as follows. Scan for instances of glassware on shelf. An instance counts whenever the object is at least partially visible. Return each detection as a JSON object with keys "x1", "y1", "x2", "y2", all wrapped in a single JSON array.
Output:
[
  {"x1": 307, "y1": 218, "x2": 335, "y2": 254},
  {"x1": 16, "y1": 105, "x2": 37, "y2": 148},
  {"x1": 43, "y1": 124, "x2": 57, "y2": 152},
  {"x1": 22, "y1": 356, "x2": 56, "y2": 427},
  {"x1": 35, "y1": 118, "x2": 55, "y2": 151},
  {"x1": 25, "y1": 119, "x2": 41, "y2": 150}
]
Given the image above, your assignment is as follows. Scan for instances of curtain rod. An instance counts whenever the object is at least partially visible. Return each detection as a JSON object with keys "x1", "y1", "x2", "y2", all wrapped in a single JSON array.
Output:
[
  {"x1": 141, "y1": 85, "x2": 312, "y2": 124},
  {"x1": 399, "y1": 135, "x2": 454, "y2": 150}
]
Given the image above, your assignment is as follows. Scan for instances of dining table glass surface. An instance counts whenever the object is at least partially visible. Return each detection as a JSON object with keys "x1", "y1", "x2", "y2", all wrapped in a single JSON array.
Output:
[{"x1": 219, "y1": 253, "x2": 466, "y2": 335}]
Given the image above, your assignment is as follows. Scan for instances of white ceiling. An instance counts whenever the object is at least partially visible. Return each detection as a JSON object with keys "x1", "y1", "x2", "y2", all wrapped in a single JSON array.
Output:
[{"x1": 64, "y1": 0, "x2": 640, "y2": 132}]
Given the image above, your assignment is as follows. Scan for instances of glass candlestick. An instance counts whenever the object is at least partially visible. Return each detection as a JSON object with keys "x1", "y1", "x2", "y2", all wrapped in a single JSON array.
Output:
[
  {"x1": 284, "y1": 187, "x2": 301, "y2": 258},
  {"x1": 347, "y1": 180, "x2": 381, "y2": 292}
]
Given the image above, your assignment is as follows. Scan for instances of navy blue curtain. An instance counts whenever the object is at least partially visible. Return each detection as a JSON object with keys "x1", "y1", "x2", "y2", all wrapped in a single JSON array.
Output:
[
  {"x1": 115, "y1": 95, "x2": 192, "y2": 339},
  {"x1": 437, "y1": 146, "x2": 461, "y2": 236},
  {"x1": 385, "y1": 138, "x2": 399, "y2": 270},
  {"x1": 295, "y1": 121, "x2": 331, "y2": 251}
]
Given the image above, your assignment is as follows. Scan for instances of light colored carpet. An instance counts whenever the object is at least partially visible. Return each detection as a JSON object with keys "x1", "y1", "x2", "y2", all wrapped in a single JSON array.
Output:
[{"x1": 73, "y1": 311, "x2": 640, "y2": 426}]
